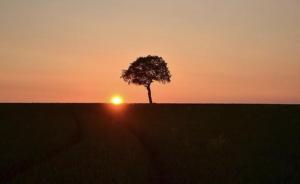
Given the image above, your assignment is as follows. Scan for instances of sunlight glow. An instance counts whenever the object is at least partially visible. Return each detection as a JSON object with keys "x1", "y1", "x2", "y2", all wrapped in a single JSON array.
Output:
[{"x1": 111, "y1": 96, "x2": 123, "y2": 105}]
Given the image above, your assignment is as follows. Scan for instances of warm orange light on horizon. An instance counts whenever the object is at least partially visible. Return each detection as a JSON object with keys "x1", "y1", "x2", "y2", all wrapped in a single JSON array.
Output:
[{"x1": 111, "y1": 95, "x2": 124, "y2": 105}]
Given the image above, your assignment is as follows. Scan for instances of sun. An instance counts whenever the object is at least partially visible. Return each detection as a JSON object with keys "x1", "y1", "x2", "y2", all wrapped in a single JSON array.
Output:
[{"x1": 111, "y1": 95, "x2": 124, "y2": 105}]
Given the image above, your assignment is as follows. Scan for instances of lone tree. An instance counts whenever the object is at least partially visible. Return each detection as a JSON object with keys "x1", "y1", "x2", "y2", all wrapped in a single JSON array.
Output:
[{"x1": 121, "y1": 55, "x2": 171, "y2": 104}]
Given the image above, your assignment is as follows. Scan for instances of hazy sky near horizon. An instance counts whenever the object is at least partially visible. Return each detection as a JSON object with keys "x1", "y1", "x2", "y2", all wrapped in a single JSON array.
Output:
[{"x1": 1, "y1": 0, "x2": 299, "y2": 103}]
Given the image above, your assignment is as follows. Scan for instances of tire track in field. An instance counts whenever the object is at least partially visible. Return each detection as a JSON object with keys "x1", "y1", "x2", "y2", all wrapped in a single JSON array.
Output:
[
  {"x1": 121, "y1": 123, "x2": 174, "y2": 184},
  {"x1": 0, "y1": 112, "x2": 83, "y2": 183}
]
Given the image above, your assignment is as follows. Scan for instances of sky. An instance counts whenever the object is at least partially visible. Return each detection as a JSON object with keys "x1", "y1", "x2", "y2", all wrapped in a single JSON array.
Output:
[{"x1": 0, "y1": 0, "x2": 299, "y2": 103}]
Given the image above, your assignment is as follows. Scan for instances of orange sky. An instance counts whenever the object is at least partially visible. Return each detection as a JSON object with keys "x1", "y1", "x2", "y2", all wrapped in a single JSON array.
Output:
[{"x1": 0, "y1": 0, "x2": 300, "y2": 103}]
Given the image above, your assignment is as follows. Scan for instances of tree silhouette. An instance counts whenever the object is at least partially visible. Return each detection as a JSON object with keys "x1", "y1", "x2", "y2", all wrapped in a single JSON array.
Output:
[{"x1": 121, "y1": 55, "x2": 171, "y2": 104}]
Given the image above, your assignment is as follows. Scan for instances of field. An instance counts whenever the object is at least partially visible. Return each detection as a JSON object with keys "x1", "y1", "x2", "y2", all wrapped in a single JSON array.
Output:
[{"x1": 0, "y1": 104, "x2": 300, "y2": 183}]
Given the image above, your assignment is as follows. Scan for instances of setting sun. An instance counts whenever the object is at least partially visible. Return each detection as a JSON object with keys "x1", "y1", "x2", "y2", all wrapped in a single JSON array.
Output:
[{"x1": 111, "y1": 96, "x2": 124, "y2": 105}]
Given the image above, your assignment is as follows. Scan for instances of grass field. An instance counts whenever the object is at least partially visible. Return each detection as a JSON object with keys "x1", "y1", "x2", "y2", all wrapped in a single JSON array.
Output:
[{"x1": 0, "y1": 104, "x2": 300, "y2": 183}]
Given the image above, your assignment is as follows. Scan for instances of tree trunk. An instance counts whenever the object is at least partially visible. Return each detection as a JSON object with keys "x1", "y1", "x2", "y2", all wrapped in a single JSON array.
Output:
[{"x1": 146, "y1": 85, "x2": 153, "y2": 104}]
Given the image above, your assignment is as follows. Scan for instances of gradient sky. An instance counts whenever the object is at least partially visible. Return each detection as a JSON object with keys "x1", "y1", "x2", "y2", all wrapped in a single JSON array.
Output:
[{"x1": 1, "y1": 0, "x2": 299, "y2": 103}]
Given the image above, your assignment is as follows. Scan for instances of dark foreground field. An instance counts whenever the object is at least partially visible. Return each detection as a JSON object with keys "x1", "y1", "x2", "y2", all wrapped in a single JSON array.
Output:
[{"x1": 0, "y1": 104, "x2": 300, "y2": 184}]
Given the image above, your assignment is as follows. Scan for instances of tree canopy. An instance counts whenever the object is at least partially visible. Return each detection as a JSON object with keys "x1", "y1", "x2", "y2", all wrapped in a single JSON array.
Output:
[{"x1": 121, "y1": 55, "x2": 171, "y2": 87}]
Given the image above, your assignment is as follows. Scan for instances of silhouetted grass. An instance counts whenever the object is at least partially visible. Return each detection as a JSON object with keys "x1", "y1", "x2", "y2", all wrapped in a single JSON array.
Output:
[{"x1": 0, "y1": 104, "x2": 299, "y2": 183}]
